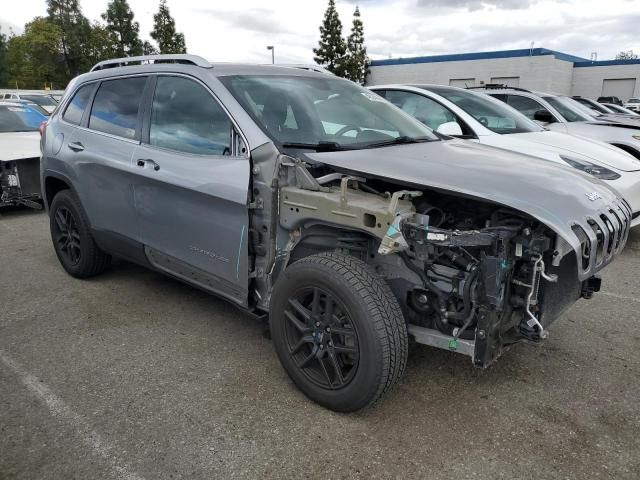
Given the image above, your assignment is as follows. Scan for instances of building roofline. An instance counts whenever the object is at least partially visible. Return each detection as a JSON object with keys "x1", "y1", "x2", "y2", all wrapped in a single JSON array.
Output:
[
  {"x1": 369, "y1": 48, "x2": 588, "y2": 67},
  {"x1": 574, "y1": 59, "x2": 640, "y2": 68}
]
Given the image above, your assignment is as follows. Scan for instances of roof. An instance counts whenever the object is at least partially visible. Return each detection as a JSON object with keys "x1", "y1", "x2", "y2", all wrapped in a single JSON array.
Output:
[{"x1": 370, "y1": 48, "x2": 640, "y2": 68}]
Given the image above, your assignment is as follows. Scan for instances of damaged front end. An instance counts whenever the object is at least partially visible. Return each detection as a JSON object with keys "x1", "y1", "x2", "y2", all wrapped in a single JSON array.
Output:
[
  {"x1": 0, "y1": 159, "x2": 42, "y2": 209},
  {"x1": 271, "y1": 156, "x2": 630, "y2": 367}
]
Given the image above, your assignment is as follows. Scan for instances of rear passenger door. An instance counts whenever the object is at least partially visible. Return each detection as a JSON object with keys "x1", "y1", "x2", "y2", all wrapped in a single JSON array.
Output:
[
  {"x1": 132, "y1": 75, "x2": 250, "y2": 306},
  {"x1": 63, "y1": 76, "x2": 149, "y2": 253}
]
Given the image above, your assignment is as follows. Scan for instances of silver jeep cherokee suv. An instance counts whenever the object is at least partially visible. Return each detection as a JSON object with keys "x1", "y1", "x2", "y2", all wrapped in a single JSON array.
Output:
[{"x1": 41, "y1": 55, "x2": 630, "y2": 411}]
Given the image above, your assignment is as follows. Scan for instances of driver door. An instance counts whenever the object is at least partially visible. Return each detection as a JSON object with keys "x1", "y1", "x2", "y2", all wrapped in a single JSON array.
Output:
[{"x1": 132, "y1": 75, "x2": 251, "y2": 306}]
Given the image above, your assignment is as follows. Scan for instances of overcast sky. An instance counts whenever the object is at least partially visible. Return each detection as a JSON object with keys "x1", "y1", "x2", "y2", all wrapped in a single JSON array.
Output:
[{"x1": 1, "y1": 0, "x2": 639, "y2": 64}]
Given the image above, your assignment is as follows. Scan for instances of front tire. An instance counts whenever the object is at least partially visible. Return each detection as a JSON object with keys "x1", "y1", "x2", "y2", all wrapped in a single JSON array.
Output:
[
  {"x1": 270, "y1": 252, "x2": 408, "y2": 412},
  {"x1": 50, "y1": 190, "x2": 110, "y2": 278}
]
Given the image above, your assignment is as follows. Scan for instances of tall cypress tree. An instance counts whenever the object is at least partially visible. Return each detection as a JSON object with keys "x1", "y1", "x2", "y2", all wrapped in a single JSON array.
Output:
[
  {"x1": 0, "y1": 27, "x2": 7, "y2": 87},
  {"x1": 102, "y1": 0, "x2": 143, "y2": 57},
  {"x1": 47, "y1": 0, "x2": 92, "y2": 77},
  {"x1": 151, "y1": 0, "x2": 186, "y2": 54},
  {"x1": 313, "y1": 0, "x2": 347, "y2": 77},
  {"x1": 344, "y1": 6, "x2": 369, "y2": 84}
]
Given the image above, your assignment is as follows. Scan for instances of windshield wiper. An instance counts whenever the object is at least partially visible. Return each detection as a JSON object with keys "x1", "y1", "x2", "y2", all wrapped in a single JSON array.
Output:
[
  {"x1": 281, "y1": 141, "x2": 346, "y2": 152},
  {"x1": 358, "y1": 136, "x2": 434, "y2": 149}
]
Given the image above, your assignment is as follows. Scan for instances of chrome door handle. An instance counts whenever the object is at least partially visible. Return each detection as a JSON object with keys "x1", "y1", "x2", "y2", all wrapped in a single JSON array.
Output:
[
  {"x1": 136, "y1": 158, "x2": 160, "y2": 171},
  {"x1": 68, "y1": 141, "x2": 84, "y2": 152}
]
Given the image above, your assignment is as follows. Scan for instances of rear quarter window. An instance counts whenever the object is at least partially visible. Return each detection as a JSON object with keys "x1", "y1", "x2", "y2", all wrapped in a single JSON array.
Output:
[{"x1": 63, "y1": 84, "x2": 95, "y2": 125}]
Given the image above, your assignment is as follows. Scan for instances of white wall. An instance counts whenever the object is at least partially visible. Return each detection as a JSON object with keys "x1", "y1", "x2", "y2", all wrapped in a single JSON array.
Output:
[
  {"x1": 571, "y1": 64, "x2": 640, "y2": 101},
  {"x1": 367, "y1": 55, "x2": 574, "y2": 94}
]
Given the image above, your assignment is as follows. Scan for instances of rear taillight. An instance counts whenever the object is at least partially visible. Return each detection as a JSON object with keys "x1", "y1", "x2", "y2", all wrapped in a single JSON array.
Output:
[{"x1": 39, "y1": 121, "x2": 47, "y2": 136}]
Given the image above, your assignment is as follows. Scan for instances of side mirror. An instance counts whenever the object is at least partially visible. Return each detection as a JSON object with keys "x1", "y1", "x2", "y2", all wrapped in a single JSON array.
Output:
[
  {"x1": 534, "y1": 109, "x2": 555, "y2": 123},
  {"x1": 435, "y1": 121, "x2": 463, "y2": 136}
]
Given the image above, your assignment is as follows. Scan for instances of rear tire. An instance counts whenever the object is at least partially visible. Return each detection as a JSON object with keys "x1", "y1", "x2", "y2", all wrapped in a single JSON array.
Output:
[
  {"x1": 270, "y1": 252, "x2": 408, "y2": 412},
  {"x1": 50, "y1": 190, "x2": 110, "y2": 278}
]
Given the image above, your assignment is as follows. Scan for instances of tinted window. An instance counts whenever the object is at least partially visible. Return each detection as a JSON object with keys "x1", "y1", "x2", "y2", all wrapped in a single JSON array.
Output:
[
  {"x1": 149, "y1": 76, "x2": 232, "y2": 155},
  {"x1": 381, "y1": 90, "x2": 456, "y2": 130},
  {"x1": 89, "y1": 77, "x2": 147, "y2": 139},
  {"x1": 505, "y1": 94, "x2": 548, "y2": 121},
  {"x1": 63, "y1": 84, "x2": 94, "y2": 125}
]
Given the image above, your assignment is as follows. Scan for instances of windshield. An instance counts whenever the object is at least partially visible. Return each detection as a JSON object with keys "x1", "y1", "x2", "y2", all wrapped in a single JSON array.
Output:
[
  {"x1": 20, "y1": 94, "x2": 58, "y2": 106},
  {"x1": 628, "y1": 98, "x2": 640, "y2": 104},
  {"x1": 425, "y1": 86, "x2": 543, "y2": 134},
  {"x1": 543, "y1": 96, "x2": 592, "y2": 122},
  {"x1": 0, "y1": 105, "x2": 46, "y2": 132},
  {"x1": 220, "y1": 74, "x2": 437, "y2": 149},
  {"x1": 574, "y1": 98, "x2": 612, "y2": 114}
]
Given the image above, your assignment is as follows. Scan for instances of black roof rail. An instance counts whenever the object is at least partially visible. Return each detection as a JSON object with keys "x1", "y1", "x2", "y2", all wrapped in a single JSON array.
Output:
[
  {"x1": 466, "y1": 84, "x2": 532, "y2": 93},
  {"x1": 90, "y1": 54, "x2": 212, "y2": 72}
]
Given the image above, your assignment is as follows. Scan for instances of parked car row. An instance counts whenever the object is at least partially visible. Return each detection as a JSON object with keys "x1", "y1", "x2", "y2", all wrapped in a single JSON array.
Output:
[
  {"x1": 2, "y1": 55, "x2": 637, "y2": 411},
  {"x1": 369, "y1": 84, "x2": 640, "y2": 226}
]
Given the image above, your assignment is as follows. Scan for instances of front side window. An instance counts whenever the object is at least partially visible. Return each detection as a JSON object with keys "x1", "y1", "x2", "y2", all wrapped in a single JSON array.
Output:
[
  {"x1": 543, "y1": 96, "x2": 592, "y2": 122},
  {"x1": 63, "y1": 84, "x2": 94, "y2": 125},
  {"x1": 89, "y1": 77, "x2": 147, "y2": 139},
  {"x1": 425, "y1": 87, "x2": 542, "y2": 134},
  {"x1": 220, "y1": 74, "x2": 435, "y2": 149},
  {"x1": 381, "y1": 90, "x2": 456, "y2": 131},
  {"x1": 149, "y1": 76, "x2": 232, "y2": 155}
]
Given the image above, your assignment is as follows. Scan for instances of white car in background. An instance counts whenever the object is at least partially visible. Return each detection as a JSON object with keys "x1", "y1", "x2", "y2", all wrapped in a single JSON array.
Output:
[
  {"x1": 471, "y1": 86, "x2": 640, "y2": 161},
  {"x1": 369, "y1": 84, "x2": 640, "y2": 226},
  {"x1": 603, "y1": 103, "x2": 640, "y2": 116},
  {"x1": 624, "y1": 98, "x2": 640, "y2": 113},
  {"x1": 1, "y1": 92, "x2": 58, "y2": 114},
  {"x1": 0, "y1": 102, "x2": 46, "y2": 208}
]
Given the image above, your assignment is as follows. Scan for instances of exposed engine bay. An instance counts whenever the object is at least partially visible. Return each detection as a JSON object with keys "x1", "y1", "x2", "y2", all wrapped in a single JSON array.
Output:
[{"x1": 270, "y1": 156, "x2": 605, "y2": 367}]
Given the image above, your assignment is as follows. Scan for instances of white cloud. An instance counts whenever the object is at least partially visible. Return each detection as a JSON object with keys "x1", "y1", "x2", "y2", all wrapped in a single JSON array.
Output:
[{"x1": 1, "y1": 0, "x2": 638, "y2": 63}]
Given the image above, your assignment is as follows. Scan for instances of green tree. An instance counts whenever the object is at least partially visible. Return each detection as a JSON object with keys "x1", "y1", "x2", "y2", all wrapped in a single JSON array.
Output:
[
  {"x1": 313, "y1": 0, "x2": 347, "y2": 76},
  {"x1": 0, "y1": 27, "x2": 8, "y2": 87},
  {"x1": 6, "y1": 18, "x2": 66, "y2": 89},
  {"x1": 143, "y1": 40, "x2": 159, "y2": 55},
  {"x1": 47, "y1": 0, "x2": 92, "y2": 77},
  {"x1": 151, "y1": 0, "x2": 186, "y2": 54},
  {"x1": 344, "y1": 6, "x2": 369, "y2": 84},
  {"x1": 102, "y1": 0, "x2": 143, "y2": 57},
  {"x1": 85, "y1": 22, "x2": 115, "y2": 67}
]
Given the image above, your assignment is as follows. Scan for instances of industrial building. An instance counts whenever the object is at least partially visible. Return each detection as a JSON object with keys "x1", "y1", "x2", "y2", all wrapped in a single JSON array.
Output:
[{"x1": 366, "y1": 48, "x2": 640, "y2": 101}]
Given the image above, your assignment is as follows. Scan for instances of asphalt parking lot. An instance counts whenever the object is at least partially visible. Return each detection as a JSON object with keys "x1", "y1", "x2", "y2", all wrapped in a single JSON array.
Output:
[{"x1": 1, "y1": 208, "x2": 639, "y2": 480}]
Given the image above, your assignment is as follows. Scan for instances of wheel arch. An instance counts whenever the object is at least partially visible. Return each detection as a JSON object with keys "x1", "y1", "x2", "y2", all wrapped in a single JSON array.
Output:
[{"x1": 43, "y1": 172, "x2": 77, "y2": 210}]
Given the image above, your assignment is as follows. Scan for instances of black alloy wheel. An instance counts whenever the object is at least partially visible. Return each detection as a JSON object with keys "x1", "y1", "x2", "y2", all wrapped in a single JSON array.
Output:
[
  {"x1": 52, "y1": 206, "x2": 82, "y2": 266},
  {"x1": 284, "y1": 286, "x2": 360, "y2": 389}
]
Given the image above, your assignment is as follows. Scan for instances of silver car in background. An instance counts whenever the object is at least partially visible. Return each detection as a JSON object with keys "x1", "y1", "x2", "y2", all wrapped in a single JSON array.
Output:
[{"x1": 474, "y1": 86, "x2": 640, "y2": 162}]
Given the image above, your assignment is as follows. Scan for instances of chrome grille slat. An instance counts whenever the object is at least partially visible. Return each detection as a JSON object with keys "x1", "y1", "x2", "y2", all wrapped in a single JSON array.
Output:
[{"x1": 573, "y1": 199, "x2": 630, "y2": 278}]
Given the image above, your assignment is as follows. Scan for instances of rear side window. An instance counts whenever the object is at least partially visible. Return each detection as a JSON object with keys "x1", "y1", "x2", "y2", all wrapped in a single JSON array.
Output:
[
  {"x1": 89, "y1": 77, "x2": 147, "y2": 139},
  {"x1": 149, "y1": 76, "x2": 232, "y2": 155},
  {"x1": 63, "y1": 84, "x2": 94, "y2": 125}
]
